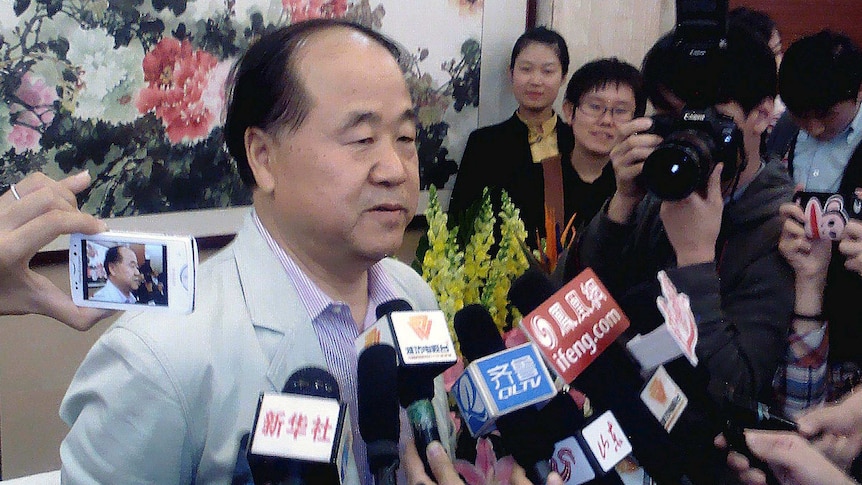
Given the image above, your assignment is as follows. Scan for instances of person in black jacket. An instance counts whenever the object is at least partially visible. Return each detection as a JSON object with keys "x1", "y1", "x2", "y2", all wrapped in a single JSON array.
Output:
[
  {"x1": 574, "y1": 25, "x2": 795, "y2": 483},
  {"x1": 448, "y1": 26, "x2": 571, "y2": 244}
]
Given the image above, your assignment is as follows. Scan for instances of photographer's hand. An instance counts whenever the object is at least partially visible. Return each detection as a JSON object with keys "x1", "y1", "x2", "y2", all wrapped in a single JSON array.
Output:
[
  {"x1": 660, "y1": 163, "x2": 724, "y2": 266},
  {"x1": 607, "y1": 117, "x2": 662, "y2": 224},
  {"x1": 0, "y1": 172, "x2": 113, "y2": 330}
]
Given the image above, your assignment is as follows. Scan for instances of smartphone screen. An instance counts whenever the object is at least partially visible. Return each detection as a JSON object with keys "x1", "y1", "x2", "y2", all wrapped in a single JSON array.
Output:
[{"x1": 81, "y1": 240, "x2": 170, "y2": 307}]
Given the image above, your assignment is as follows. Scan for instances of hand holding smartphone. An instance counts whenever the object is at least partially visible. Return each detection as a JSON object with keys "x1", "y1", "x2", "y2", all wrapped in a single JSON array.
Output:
[{"x1": 69, "y1": 232, "x2": 198, "y2": 314}]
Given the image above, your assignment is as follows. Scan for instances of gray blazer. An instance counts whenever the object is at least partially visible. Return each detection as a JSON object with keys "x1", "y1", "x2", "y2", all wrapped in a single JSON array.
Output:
[{"x1": 60, "y1": 212, "x2": 452, "y2": 484}]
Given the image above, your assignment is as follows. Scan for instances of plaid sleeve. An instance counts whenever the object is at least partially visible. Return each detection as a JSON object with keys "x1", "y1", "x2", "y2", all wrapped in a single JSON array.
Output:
[{"x1": 773, "y1": 323, "x2": 829, "y2": 417}]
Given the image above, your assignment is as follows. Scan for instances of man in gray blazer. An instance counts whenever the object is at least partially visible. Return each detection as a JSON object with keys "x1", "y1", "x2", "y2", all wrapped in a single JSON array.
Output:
[{"x1": 60, "y1": 19, "x2": 453, "y2": 484}]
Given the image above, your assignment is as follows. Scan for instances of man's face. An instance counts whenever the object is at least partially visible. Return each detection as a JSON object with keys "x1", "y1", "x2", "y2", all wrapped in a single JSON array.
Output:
[
  {"x1": 510, "y1": 42, "x2": 565, "y2": 113},
  {"x1": 790, "y1": 97, "x2": 861, "y2": 142},
  {"x1": 260, "y1": 29, "x2": 419, "y2": 267},
  {"x1": 109, "y1": 247, "x2": 141, "y2": 294},
  {"x1": 567, "y1": 84, "x2": 637, "y2": 157},
  {"x1": 712, "y1": 99, "x2": 772, "y2": 192}
]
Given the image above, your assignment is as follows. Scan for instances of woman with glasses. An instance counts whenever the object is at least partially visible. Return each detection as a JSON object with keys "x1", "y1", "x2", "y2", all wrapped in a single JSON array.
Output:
[
  {"x1": 448, "y1": 26, "x2": 572, "y2": 245},
  {"x1": 559, "y1": 58, "x2": 647, "y2": 232}
]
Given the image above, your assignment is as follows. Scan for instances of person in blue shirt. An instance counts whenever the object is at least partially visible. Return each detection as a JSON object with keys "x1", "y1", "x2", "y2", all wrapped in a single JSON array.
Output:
[{"x1": 771, "y1": 31, "x2": 862, "y2": 420}]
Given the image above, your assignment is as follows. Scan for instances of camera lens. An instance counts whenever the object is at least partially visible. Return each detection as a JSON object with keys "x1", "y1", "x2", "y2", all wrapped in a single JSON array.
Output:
[{"x1": 641, "y1": 131, "x2": 713, "y2": 201}]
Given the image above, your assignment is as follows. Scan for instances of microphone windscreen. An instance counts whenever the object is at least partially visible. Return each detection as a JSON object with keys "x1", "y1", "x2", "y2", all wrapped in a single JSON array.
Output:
[
  {"x1": 540, "y1": 392, "x2": 586, "y2": 443},
  {"x1": 358, "y1": 344, "x2": 400, "y2": 444},
  {"x1": 283, "y1": 367, "x2": 340, "y2": 399},
  {"x1": 508, "y1": 268, "x2": 559, "y2": 315},
  {"x1": 453, "y1": 304, "x2": 506, "y2": 362},
  {"x1": 375, "y1": 299, "x2": 413, "y2": 319},
  {"x1": 398, "y1": 371, "x2": 435, "y2": 408}
]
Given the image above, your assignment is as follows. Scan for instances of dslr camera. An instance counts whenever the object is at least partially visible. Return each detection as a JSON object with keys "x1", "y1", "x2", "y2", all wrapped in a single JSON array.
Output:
[{"x1": 639, "y1": 0, "x2": 745, "y2": 201}]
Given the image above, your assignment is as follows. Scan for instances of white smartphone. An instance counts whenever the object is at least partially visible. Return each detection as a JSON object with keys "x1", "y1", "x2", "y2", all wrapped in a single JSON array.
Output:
[{"x1": 69, "y1": 231, "x2": 198, "y2": 314}]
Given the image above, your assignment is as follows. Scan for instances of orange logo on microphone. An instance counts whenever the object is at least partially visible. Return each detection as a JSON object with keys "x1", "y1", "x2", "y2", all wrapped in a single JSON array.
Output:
[
  {"x1": 364, "y1": 327, "x2": 381, "y2": 347},
  {"x1": 408, "y1": 315, "x2": 432, "y2": 340}
]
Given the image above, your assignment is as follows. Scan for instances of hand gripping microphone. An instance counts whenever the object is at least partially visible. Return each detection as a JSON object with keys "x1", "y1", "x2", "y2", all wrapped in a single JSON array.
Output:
[
  {"x1": 358, "y1": 344, "x2": 400, "y2": 485},
  {"x1": 246, "y1": 367, "x2": 353, "y2": 484},
  {"x1": 356, "y1": 299, "x2": 457, "y2": 478}
]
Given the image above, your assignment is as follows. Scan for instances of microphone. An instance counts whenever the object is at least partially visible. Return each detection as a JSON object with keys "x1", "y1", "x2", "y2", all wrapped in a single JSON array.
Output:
[
  {"x1": 358, "y1": 344, "x2": 400, "y2": 485},
  {"x1": 510, "y1": 268, "x2": 693, "y2": 484},
  {"x1": 451, "y1": 304, "x2": 557, "y2": 437},
  {"x1": 356, "y1": 299, "x2": 457, "y2": 478},
  {"x1": 246, "y1": 367, "x2": 353, "y2": 484},
  {"x1": 451, "y1": 304, "x2": 559, "y2": 483}
]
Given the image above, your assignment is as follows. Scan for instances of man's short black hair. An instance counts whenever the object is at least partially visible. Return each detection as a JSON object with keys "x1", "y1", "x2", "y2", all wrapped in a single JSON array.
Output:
[
  {"x1": 728, "y1": 7, "x2": 777, "y2": 47},
  {"x1": 104, "y1": 246, "x2": 121, "y2": 277},
  {"x1": 509, "y1": 26, "x2": 570, "y2": 75},
  {"x1": 779, "y1": 30, "x2": 862, "y2": 116},
  {"x1": 641, "y1": 32, "x2": 676, "y2": 113},
  {"x1": 223, "y1": 19, "x2": 401, "y2": 187},
  {"x1": 642, "y1": 25, "x2": 777, "y2": 115},
  {"x1": 564, "y1": 57, "x2": 647, "y2": 118}
]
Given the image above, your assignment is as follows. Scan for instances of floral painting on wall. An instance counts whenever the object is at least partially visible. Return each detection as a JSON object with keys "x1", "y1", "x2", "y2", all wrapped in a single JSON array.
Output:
[{"x1": 0, "y1": 0, "x2": 482, "y2": 218}]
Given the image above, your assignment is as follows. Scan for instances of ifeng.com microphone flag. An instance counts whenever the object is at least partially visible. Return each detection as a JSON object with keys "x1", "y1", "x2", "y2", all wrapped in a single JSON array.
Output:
[{"x1": 246, "y1": 368, "x2": 353, "y2": 485}]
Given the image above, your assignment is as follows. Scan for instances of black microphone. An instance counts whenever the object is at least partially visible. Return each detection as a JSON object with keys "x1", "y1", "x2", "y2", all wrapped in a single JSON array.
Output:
[
  {"x1": 398, "y1": 362, "x2": 441, "y2": 478},
  {"x1": 246, "y1": 367, "x2": 352, "y2": 484},
  {"x1": 234, "y1": 371, "x2": 340, "y2": 485},
  {"x1": 453, "y1": 304, "x2": 556, "y2": 483},
  {"x1": 375, "y1": 299, "x2": 412, "y2": 319},
  {"x1": 358, "y1": 298, "x2": 456, "y2": 479},
  {"x1": 358, "y1": 344, "x2": 400, "y2": 485}
]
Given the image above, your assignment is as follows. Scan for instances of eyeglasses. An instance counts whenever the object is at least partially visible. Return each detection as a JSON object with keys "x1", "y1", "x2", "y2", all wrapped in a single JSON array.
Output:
[{"x1": 577, "y1": 100, "x2": 635, "y2": 122}]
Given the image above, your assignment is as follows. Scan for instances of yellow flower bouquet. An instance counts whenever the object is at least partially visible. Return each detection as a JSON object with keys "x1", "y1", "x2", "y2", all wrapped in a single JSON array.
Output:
[{"x1": 415, "y1": 186, "x2": 530, "y2": 353}]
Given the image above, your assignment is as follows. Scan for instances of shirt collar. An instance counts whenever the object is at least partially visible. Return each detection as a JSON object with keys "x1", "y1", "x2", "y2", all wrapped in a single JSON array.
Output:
[
  {"x1": 848, "y1": 104, "x2": 862, "y2": 141},
  {"x1": 251, "y1": 211, "x2": 399, "y2": 328}
]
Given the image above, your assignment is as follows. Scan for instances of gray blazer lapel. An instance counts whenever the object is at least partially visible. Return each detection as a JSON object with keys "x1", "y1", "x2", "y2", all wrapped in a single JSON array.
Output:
[{"x1": 231, "y1": 214, "x2": 328, "y2": 391}]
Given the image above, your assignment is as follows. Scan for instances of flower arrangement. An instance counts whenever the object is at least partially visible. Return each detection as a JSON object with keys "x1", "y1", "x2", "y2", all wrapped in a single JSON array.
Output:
[
  {"x1": 453, "y1": 437, "x2": 514, "y2": 485},
  {"x1": 417, "y1": 186, "x2": 529, "y2": 352}
]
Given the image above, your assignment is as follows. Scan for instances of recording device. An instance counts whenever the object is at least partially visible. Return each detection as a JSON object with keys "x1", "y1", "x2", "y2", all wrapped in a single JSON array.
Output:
[
  {"x1": 357, "y1": 344, "x2": 401, "y2": 485},
  {"x1": 640, "y1": 108, "x2": 743, "y2": 201},
  {"x1": 668, "y1": 0, "x2": 730, "y2": 106},
  {"x1": 722, "y1": 386, "x2": 798, "y2": 433},
  {"x1": 451, "y1": 304, "x2": 557, "y2": 437},
  {"x1": 69, "y1": 231, "x2": 197, "y2": 313},
  {"x1": 356, "y1": 299, "x2": 456, "y2": 478},
  {"x1": 720, "y1": 385, "x2": 797, "y2": 485},
  {"x1": 246, "y1": 367, "x2": 353, "y2": 484},
  {"x1": 637, "y1": 0, "x2": 745, "y2": 201}
]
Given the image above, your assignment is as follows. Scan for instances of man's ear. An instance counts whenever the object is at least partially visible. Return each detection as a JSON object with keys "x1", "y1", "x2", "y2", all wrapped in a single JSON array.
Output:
[
  {"x1": 244, "y1": 127, "x2": 277, "y2": 194},
  {"x1": 562, "y1": 100, "x2": 574, "y2": 123}
]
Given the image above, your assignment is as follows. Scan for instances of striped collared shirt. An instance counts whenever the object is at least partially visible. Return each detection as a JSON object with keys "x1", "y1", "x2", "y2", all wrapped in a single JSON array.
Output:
[{"x1": 253, "y1": 212, "x2": 399, "y2": 485}]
